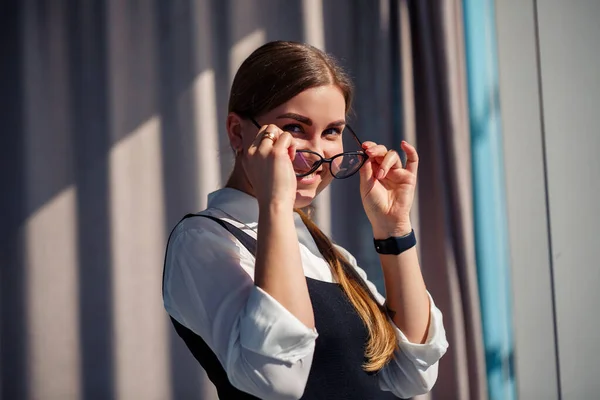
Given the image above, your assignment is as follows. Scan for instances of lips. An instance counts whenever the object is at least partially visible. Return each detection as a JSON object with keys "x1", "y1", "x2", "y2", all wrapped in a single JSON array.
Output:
[{"x1": 297, "y1": 171, "x2": 319, "y2": 185}]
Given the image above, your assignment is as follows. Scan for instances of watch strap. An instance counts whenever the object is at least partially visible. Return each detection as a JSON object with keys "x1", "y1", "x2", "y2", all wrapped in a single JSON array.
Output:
[{"x1": 373, "y1": 230, "x2": 416, "y2": 255}]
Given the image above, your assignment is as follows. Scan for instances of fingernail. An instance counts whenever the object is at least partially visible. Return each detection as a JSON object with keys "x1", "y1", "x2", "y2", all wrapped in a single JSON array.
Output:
[{"x1": 377, "y1": 169, "x2": 385, "y2": 179}]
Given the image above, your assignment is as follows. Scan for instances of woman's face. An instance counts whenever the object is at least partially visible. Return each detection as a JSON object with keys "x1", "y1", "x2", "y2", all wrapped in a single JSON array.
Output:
[{"x1": 250, "y1": 85, "x2": 347, "y2": 208}]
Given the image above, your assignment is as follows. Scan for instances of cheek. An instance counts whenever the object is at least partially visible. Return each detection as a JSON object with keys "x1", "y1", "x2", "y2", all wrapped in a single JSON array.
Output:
[
  {"x1": 243, "y1": 133, "x2": 256, "y2": 150},
  {"x1": 317, "y1": 171, "x2": 334, "y2": 192},
  {"x1": 322, "y1": 141, "x2": 343, "y2": 158}
]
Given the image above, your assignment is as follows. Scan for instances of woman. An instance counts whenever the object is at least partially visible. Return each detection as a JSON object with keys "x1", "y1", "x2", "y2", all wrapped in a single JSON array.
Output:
[{"x1": 163, "y1": 41, "x2": 448, "y2": 399}]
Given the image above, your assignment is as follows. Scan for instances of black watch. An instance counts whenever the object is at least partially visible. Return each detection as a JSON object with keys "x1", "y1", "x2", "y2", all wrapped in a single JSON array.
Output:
[{"x1": 373, "y1": 230, "x2": 416, "y2": 255}]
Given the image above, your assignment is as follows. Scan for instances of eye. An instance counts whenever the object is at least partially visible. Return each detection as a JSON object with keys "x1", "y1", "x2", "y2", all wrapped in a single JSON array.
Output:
[
  {"x1": 282, "y1": 124, "x2": 304, "y2": 134},
  {"x1": 323, "y1": 127, "x2": 343, "y2": 137}
]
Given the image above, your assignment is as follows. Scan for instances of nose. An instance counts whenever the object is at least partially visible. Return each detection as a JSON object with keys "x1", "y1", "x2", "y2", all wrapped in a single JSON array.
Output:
[
  {"x1": 295, "y1": 136, "x2": 323, "y2": 155},
  {"x1": 301, "y1": 138, "x2": 327, "y2": 169}
]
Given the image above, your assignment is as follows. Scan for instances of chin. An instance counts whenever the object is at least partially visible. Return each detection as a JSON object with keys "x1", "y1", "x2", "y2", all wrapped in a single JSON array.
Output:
[
  {"x1": 294, "y1": 187, "x2": 317, "y2": 209},
  {"x1": 294, "y1": 173, "x2": 333, "y2": 209}
]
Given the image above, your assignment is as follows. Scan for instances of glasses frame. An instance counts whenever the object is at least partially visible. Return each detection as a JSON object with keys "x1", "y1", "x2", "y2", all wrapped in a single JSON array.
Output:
[{"x1": 249, "y1": 117, "x2": 369, "y2": 179}]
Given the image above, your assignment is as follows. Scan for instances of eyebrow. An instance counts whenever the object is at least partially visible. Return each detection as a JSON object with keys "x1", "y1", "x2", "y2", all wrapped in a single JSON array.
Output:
[{"x1": 275, "y1": 113, "x2": 346, "y2": 128}]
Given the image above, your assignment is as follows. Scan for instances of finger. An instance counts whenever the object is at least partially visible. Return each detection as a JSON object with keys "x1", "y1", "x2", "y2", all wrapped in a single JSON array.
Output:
[
  {"x1": 361, "y1": 141, "x2": 378, "y2": 149},
  {"x1": 254, "y1": 124, "x2": 281, "y2": 154},
  {"x1": 249, "y1": 125, "x2": 269, "y2": 150},
  {"x1": 364, "y1": 144, "x2": 389, "y2": 158},
  {"x1": 246, "y1": 124, "x2": 269, "y2": 156},
  {"x1": 359, "y1": 156, "x2": 375, "y2": 179},
  {"x1": 251, "y1": 124, "x2": 269, "y2": 145},
  {"x1": 376, "y1": 150, "x2": 402, "y2": 180},
  {"x1": 273, "y1": 130, "x2": 293, "y2": 152},
  {"x1": 359, "y1": 158, "x2": 377, "y2": 194},
  {"x1": 288, "y1": 141, "x2": 297, "y2": 162},
  {"x1": 401, "y1": 140, "x2": 419, "y2": 175},
  {"x1": 271, "y1": 130, "x2": 299, "y2": 163}
]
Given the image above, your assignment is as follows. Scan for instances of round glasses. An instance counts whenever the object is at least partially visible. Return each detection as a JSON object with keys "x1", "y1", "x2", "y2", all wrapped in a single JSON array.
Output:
[
  {"x1": 250, "y1": 118, "x2": 369, "y2": 179},
  {"x1": 292, "y1": 149, "x2": 367, "y2": 179}
]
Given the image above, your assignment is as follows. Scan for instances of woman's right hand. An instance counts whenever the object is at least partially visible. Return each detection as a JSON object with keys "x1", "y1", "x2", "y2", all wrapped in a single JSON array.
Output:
[{"x1": 242, "y1": 124, "x2": 298, "y2": 208}]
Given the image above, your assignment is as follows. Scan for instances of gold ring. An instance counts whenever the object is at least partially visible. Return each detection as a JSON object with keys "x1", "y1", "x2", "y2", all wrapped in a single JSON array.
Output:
[{"x1": 261, "y1": 131, "x2": 276, "y2": 141}]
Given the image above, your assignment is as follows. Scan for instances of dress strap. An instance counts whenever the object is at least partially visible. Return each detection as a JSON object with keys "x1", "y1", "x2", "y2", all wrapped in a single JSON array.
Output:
[
  {"x1": 162, "y1": 213, "x2": 258, "y2": 296},
  {"x1": 194, "y1": 214, "x2": 258, "y2": 257},
  {"x1": 161, "y1": 213, "x2": 261, "y2": 400}
]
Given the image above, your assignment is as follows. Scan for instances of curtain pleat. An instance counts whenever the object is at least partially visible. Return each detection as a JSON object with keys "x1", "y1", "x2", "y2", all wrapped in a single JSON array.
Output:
[{"x1": 405, "y1": 1, "x2": 488, "y2": 399}]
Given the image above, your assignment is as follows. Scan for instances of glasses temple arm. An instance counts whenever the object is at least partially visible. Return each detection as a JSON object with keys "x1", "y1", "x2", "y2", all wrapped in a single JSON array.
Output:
[
  {"x1": 249, "y1": 117, "x2": 261, "y2": 129},
  {"x1": 346, "y1": 125, "x2": 365, "y2": 147}
]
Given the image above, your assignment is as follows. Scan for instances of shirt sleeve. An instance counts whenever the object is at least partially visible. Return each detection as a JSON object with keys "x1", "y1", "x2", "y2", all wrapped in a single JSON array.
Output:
[
  {"x1": 335, "y1": 245, "x2": 449, "y2": 398},
  {"x1": 163, "y1": 219, "x2": 318, "y2": 400}
]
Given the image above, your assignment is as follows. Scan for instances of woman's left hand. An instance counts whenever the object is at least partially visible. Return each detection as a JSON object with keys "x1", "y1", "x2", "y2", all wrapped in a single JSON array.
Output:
[{"x1": 359, "y1": 140, "x2": 419, "y2": 239}]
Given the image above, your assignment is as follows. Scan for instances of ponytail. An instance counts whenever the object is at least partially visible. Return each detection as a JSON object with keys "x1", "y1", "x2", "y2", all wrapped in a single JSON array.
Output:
[{"x1": 295, "y1": 209, "x2": 398, "y2": 371}]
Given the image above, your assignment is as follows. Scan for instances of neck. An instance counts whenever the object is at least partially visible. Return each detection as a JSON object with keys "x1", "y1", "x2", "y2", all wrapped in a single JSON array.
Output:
[{"x1": 225, "y1": 161, "x2": 255, "y2": 198}]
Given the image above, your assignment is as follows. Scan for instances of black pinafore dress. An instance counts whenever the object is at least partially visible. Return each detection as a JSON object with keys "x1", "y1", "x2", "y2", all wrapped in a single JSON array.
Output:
[{"x1": 163, "y1": 214, "x2": 398, "y2": 400}]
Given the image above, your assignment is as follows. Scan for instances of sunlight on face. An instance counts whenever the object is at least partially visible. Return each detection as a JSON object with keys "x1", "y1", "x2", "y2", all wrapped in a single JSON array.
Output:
[{"x1": 255, "y1": 85, "x2": 347, "y2": 208}]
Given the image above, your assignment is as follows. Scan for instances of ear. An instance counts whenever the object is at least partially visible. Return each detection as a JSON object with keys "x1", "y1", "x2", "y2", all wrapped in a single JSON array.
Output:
[{"x1": 226, "y1": 112, "x2": 245, "y2": 153}]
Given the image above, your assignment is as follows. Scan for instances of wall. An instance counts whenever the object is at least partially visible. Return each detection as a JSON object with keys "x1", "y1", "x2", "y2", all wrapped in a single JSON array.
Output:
[{"x1": 496, "y1": 0, "x2": 600, "y2": 398}]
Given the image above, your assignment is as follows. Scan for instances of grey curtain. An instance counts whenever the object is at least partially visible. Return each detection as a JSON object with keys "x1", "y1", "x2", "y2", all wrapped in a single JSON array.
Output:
[
  {"x1": 404, "y1": 0, "x2": 487, "y2": 399},
  {"x1": 0, "y1": 0, "x2": 486, "y2": 398}
]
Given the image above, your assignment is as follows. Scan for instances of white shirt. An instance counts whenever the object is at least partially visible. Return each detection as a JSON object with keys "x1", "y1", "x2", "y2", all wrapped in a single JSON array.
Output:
[{"x1": 163, "y1": 188, "x2": 448, "y2": 399}]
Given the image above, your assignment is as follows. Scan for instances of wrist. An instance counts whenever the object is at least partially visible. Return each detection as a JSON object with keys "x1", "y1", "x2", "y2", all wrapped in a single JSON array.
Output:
[
  {"x1": 372, "y1": 223, "x2": 413, "y2": 240},
  {"x1": 373, "y1": 229, "x2": 416, "y2": 255},
  {"x1": 259, "y1": 199, "x2": 295, "y2": 216}
]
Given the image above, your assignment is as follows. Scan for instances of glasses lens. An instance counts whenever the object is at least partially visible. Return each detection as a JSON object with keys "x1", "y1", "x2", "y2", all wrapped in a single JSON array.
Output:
[
  {"x1": 330, "y1": 125, "x2": 365, "y2": 178},
  {"x1": 291, "y1": 125, "x2": 365, "y2": 178},
  {"x1": 293, "y1": 151, "x2": 321, "y2": 176},
  {"x1": 331, "y1": 153, "x2": 366, "y2": 178}
]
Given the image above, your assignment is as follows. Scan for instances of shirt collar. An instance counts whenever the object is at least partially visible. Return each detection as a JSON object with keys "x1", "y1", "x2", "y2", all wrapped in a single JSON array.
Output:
[
  {"x1": 207, "y1": 187, "x2": 260, "y2": 225},
  {"x1": 206, "y1": 187, "x2": 328, "y2": 269}
]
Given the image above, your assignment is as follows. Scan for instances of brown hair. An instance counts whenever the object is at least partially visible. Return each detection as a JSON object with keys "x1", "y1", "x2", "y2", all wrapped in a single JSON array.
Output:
[{"x1": 228, "y1": 41, "x2": 397, "y2": 371}]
